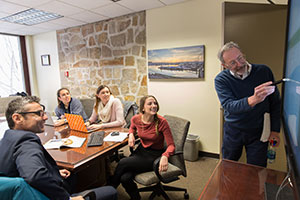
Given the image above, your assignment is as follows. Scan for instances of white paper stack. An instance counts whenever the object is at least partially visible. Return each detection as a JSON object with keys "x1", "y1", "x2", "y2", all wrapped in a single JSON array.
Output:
[{"x1": 104, "y1": 132, "x2": 128, "y2": 142}]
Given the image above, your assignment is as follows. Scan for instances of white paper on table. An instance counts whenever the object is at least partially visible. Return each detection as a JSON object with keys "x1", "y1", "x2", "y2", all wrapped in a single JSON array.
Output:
[
  {"x1": 44, "y1": 136, "x2": 86, "y2": 149},
  {"x1": 104, "y1": 132, "x2": 128, "y2": 142}
]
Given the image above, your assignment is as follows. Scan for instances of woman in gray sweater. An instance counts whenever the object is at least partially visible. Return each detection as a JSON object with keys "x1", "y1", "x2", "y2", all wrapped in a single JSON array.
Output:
[{"x1": 55, "y1": 88, "x2": 87, "y2": 125}]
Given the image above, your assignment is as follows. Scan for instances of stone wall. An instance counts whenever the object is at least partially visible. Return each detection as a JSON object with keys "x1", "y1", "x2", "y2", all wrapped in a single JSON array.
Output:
[{"x1": 56, "y1": 11, "x2": 147, "y2": 102}]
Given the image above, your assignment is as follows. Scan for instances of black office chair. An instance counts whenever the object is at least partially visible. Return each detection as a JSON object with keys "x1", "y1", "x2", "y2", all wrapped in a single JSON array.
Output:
[
  {"x1": 110, "y1": 100, "x2": 139, "y2": 163},
  {"x1": 133, "y1": 115, "x2": 190, "y2": 200}
]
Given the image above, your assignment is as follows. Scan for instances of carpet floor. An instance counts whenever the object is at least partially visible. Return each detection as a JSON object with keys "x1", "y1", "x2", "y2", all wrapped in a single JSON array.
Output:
[{"x1": 116, "y1": 156, "x2": 219, "y2": 200}]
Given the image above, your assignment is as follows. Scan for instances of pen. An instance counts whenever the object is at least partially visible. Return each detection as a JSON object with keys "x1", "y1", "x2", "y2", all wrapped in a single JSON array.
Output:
[
  {"x1": 271, "y1": 78, "x2": 290, "y2": 86},
  {"x1": 271, "y1": 79, "x2": 283, "y2": 86}
]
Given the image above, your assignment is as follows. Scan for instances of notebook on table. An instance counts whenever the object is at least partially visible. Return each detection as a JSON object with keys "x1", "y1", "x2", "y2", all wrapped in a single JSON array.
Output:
[{"x1": 65, "y1": 113, "x2": 100, "y2": 133}]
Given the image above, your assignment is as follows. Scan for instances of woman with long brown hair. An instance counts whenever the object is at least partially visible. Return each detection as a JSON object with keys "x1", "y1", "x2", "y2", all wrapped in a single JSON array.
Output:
[
  {"x1": 111, "y1": 95, "x2": 175, "y2": 200},
  {"x1": 86, "y1": 85, "x2": 125, "y2": 130},
  {"x1": 55, "y1": 88, "x2": 87, "y2": 125}
]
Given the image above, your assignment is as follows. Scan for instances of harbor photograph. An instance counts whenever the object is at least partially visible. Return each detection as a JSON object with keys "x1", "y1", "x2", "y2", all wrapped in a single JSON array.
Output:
[{"x1": 148, "y1": 45, "x2": 205, "y2": 79}]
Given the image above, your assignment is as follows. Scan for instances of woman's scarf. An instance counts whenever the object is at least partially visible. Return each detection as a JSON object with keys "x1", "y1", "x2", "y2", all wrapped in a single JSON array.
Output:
[{"x1": 98, "y1": 95, "x2": 114, "y2": 123}]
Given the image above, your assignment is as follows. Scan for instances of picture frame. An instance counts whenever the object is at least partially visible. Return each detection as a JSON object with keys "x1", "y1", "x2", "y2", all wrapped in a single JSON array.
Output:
[
  {"x1": 148, "y1": 45, "x2": 205, "y2": 79},
  {"x1": 41, "y1": 54, "x2": 50, "y2": 66}
]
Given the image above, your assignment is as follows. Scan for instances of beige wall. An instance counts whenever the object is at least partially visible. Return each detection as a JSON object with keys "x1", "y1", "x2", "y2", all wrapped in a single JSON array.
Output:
[
  {"x1": 28, "y1": 31, "x2": 62, "y2": 114},
  {"x1": 147, "y1": 0, "x2": 223, "y2": 154}
]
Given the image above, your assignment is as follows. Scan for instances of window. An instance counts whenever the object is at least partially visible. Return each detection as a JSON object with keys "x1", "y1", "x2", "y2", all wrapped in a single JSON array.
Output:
[{"x1": 0, "y1": 34, "x2": 28, "y2": 97}]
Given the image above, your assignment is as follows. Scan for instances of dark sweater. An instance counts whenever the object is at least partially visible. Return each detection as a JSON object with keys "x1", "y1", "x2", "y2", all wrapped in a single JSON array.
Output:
[
  {"x1": 214, "y1": 64, "x2": 281, "y2": 132},
  {"x1": 55, "y1": 97, "x2": 88, "y2": 121},
  {"x1": 0, "y1": 129, "x2": 70, "y2": 199}
]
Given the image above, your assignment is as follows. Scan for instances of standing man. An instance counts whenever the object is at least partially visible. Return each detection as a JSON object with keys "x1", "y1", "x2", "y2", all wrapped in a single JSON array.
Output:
[
  {"x1": 0, "y1": 96, "x2": 118, "y2": 200},
  {"x1": 214, "y1": 41, "x2": 281, "y2": 167}
]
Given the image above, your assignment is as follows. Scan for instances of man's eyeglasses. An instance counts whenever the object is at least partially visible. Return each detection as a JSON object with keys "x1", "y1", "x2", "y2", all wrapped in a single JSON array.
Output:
[
  {"x1": 18, "y1": 105, "x2": 45, "y2": 117},
  {"x1": 225, "y1": 55, "x2": 246, "y2": 68}
]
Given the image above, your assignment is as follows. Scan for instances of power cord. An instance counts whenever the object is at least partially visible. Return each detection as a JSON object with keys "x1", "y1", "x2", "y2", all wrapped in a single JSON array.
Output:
[{"x1": 275, "y1": 169, "x2": 291, "y2": 200}]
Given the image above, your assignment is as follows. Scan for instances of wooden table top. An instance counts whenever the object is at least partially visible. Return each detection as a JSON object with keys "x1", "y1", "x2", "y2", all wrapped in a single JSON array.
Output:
[
  {"x1": 199, "y1": 159, "x2": 288, "y2": 200},
  {"x1": 39, "y1": 125, "x2": 129, "y2": 171}
]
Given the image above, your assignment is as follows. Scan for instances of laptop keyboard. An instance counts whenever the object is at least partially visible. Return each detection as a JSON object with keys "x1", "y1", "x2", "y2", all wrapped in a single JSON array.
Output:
[{"x1": 87, "y1": 131, "x2": 105, "y2": 147}]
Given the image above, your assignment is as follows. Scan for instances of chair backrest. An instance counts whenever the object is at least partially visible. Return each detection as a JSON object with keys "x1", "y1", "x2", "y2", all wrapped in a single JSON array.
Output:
[
  {"x1": 163, "y1": 115, "x2": 190, "y2": 177},
  {"x1": 79, "y1": 98, "x2": 94, "y2": 118},
  {"x1": 122, "y1": 100, "x2": 139, "y2": 128},
  {"x1": 0, "y1": 96, "x2": 21, "y2": 113},
  {"x1": 0, "y1": 176, "x2": 49, "y2": 200}
]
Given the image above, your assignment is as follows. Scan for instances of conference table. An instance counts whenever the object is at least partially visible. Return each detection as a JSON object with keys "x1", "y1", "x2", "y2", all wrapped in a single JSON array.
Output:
[
  {"x1": 40, "y1": 124, "x2": 129, "y2": 170},
  {"x1": 198, "y1": 159, "x2": 289, "y2": 200},
  {"x1": 0, "y1": 113, "x2": 129, "y2": 191},
  {"x1": 39, "y1": 124, "x2": 129, "y2": 191}
]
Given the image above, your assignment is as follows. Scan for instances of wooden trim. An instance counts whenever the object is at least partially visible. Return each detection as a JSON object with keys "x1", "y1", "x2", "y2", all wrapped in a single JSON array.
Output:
[{"x1": 19, "y1": 36, "x2": 31, "y2": 95}]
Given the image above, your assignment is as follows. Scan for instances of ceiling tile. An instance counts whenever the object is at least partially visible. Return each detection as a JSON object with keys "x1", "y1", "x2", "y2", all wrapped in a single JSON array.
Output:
[
  {"x1": 0, "y1": 11, "x2": 10, "y2": 18},
  {"x1": 160, "y1": 0, "x2": 188, "y2": 5},
  {"x1": 1, "y1": 29, "x2": 25, "y2": 35},
  {"x1": 58, "y1": 0, "x2": 111, "y2": 10},
  {"x1": 69, "y1": 10, "x2": 108, "y2": 24},
  {"x1": 0, "y1": 0, "x2": 190, "y2": 35},
  {"x1": 92, "y1": 3, "x2": 133, "y2": 18},
  {"x1": 117, "y1": 0, "x2": 164, "y2": 12},
  {"x1": 17, "y1": 25, "x2": 49, "y2": 35},
  {"x1": 50, "y1": 16, "x2": 86, "y2": 28},
  {"x1": 0, "y1": 21, "x2": 27, "y2": 30},
  {"x1": 4, "y1": 0, "x2": 53, "y2": 7},
  {"x1": 0, "y1": 0, "x2": 29, "y2": 14},
  {"x1": 36, "y1": 0, "x2": 84, "y2": 16},
  {"x1": 32, "y1": 21, "x2": 67, "y2": 30}
]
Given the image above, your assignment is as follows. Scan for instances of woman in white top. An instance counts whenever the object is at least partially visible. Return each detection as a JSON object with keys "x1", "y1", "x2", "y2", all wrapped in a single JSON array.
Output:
[{"x1": 86, "y1": 85, "x2": 125, "y2": 130}]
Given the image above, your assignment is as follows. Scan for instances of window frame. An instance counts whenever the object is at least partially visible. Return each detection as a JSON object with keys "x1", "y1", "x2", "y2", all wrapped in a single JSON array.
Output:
[{"x1": 0, "y1": 33, "x2": 31, "y2": 96}]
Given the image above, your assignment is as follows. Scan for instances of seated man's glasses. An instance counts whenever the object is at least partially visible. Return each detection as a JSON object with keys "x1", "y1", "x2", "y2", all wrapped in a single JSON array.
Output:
[{"x1": 18, "y1": 104, "x2": 45, "y2": 117}]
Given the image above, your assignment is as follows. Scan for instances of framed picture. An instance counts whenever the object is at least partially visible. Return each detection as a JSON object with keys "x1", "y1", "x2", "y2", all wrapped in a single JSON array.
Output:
[
  {"x1": 41, "y1": 54, "x2": 50, "y2": 66},
  {"x1": 148, "y1": 45, "x2": 205, "y2": 79}
]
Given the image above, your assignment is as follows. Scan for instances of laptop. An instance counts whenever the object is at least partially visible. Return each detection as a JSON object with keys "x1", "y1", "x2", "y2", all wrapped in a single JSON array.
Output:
[
  {"x1": 44, "y1": 112, "x2": 55, "y2": 126},
  {"x1": 65, "y1": 113, "x2": 98, "y2": 133}
]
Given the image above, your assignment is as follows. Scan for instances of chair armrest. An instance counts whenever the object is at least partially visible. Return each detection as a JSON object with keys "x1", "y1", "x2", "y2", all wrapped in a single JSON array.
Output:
[{"x1": 153, "y1": 152, "x2": 183, "y2": 183}]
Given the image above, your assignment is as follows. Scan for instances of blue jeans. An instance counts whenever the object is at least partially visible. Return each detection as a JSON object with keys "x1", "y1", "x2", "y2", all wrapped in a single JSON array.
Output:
[{"x1": 222, "y1": 122, "x2": 268, "y2": 167}]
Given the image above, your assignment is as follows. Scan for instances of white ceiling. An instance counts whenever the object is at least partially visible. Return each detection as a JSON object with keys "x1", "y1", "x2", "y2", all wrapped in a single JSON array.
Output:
[{"x1": 0, "y1": 0, "x2": 189, "y2": 36}]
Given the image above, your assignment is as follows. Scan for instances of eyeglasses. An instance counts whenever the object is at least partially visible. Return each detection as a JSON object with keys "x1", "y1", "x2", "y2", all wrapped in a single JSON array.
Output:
[
  {"x1": 18, "y1": 104, "x2": 45, "y2": 117},
  {"x1": 225, "y1": 55, "x2": 246, "y2": 68}
]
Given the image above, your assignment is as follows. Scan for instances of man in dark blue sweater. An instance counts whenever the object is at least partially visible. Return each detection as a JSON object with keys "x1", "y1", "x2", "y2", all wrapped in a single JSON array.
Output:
[{"x1": 214, "y1": 41, "x2": 281, "y2": 167}]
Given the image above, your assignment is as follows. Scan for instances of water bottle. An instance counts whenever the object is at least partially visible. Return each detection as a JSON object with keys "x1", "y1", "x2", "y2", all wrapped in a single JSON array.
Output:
[{"x1": 267, "y1": 139, "x2": 277, "y2": 164}]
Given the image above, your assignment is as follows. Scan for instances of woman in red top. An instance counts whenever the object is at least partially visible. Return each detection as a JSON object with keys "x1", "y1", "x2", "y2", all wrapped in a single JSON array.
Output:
[{"x1": 111, "y1": 95, "x2": 175, "y2": 200}]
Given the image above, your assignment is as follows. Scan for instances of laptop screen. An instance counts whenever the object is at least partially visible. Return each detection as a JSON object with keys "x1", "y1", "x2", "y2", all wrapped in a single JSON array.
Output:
[{"x1": 44, "y1": 112, "x2": 55, "y2": 126}]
